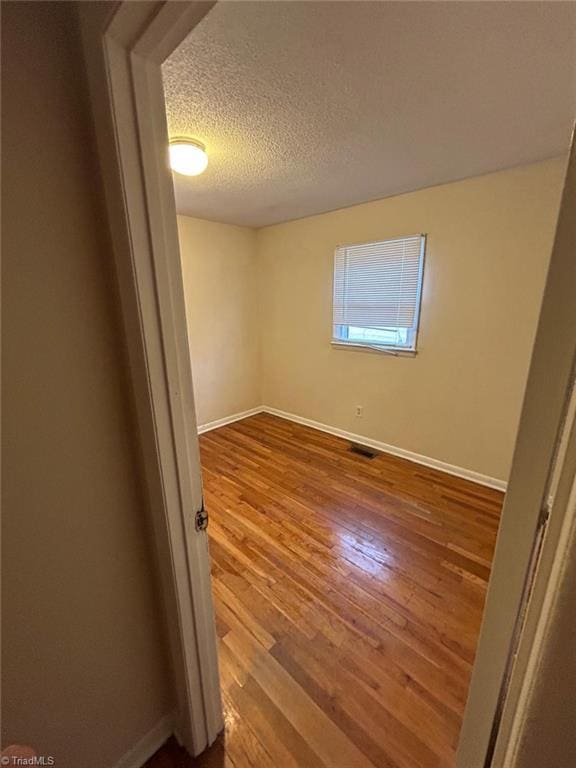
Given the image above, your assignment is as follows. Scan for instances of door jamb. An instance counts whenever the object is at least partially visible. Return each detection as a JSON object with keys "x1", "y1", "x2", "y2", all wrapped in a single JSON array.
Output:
[
  {"x1": 457, "y1": 132, "x2": 576, "y2": 767},
  {"x1": 496, "y1": 382, "x2": 576, "y2": 765},
  {"x1": 77, "y1": 0, "x2": 221, "y2": 756}
]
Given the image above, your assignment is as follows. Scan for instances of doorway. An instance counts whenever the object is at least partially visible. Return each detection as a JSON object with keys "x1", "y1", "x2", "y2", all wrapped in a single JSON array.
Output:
[{"x1": 79, "y1": 2, "x2": 576, "y2": 767}]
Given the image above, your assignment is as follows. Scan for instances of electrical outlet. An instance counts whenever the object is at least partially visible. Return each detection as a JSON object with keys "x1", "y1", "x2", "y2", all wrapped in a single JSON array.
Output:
[{"x1": 355, "y1": 405, "x2": 363, "y2": 417}]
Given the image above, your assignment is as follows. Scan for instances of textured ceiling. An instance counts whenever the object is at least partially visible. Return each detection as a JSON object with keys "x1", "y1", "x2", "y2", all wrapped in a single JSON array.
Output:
[{"x1": 162, "y1": 1, "x2": 576, "y2": 228}]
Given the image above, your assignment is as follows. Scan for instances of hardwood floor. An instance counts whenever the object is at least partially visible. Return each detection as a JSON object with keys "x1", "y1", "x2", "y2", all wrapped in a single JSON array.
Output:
[{"x1": 146, "y1": 413, "x2": 503, "y2": 768}]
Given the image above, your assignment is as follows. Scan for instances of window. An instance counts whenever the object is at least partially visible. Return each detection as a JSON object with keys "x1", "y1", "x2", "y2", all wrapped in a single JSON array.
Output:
[{"x1": 332, "y1": 234, "x2": 425, "y2": 352}]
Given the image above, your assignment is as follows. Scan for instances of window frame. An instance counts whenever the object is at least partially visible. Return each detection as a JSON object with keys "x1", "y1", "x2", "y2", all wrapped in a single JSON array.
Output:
[{"x1": 331, "y1": 233, "x2": 426, "y2": 355}]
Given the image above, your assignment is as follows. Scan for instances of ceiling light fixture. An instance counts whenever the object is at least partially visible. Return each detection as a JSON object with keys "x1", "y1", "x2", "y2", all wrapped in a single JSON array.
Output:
[{"x1": 169, "y1": 138, "x2": 208, "y2": 176}]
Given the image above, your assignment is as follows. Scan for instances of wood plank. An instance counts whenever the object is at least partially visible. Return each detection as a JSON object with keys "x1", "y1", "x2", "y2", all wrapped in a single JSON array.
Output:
[
  {"x1": 224, "y1": 623, "x2": 376, "y2": 768},
  {"x1": 146, "y1": 413, "x2": 503, "y2": 767}
]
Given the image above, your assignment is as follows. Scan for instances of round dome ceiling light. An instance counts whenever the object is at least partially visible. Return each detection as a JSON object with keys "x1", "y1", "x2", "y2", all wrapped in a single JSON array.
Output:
[{"x1": 169, "y1": 138, "x2": 208, "y2": 176}]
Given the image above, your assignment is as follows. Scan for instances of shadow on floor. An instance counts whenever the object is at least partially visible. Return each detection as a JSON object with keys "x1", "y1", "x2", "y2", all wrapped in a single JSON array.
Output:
[{"x1": 145, "y1": 736, "x2": 227, "y2": 768}]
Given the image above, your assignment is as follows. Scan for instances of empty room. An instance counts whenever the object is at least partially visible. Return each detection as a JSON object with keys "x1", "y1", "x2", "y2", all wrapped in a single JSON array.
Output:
[
  {"x1": 155, "y1": 2, "x2": 575, "y2": 766},
  {"x1": 5, "y1": 1, "x2": 576, "y2": 768}
]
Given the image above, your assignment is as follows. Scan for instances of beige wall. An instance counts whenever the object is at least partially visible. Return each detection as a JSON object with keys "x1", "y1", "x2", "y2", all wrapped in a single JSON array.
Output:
[
  {"x1": 178, "y1": 216, "x2": 260, "y2": 427},
  {"x1": 257, "y1": 159, "x2": 565, "y2": 482},
  {"x1": 2, "y1": 3, "x2": 172, "y2": 765}
]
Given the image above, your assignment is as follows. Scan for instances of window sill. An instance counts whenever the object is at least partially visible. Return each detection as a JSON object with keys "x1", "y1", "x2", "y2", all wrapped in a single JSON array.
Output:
[{"x1": 331, "y1": 341, "x2": 418, "y2": 357}]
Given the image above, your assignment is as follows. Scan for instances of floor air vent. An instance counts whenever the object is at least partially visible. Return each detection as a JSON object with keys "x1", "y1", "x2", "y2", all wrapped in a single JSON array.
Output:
[{"x1": 350, "y1": 443, "x2": 378, "y2": 459}]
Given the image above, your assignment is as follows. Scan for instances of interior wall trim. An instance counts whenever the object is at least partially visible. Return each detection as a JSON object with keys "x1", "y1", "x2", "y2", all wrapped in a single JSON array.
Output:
[
  {"x1": 260, "y1": 406, "x2": 508, "y2": 491},
  {"x1": 197, "y1": 407, "x2": 265, "y2": 435},
  {"x1": 112, "y1": 713, "x2": 174, "y2": 768},
  {"x1": 198, "y1": 405, "x2": 508, "y2": 490}
]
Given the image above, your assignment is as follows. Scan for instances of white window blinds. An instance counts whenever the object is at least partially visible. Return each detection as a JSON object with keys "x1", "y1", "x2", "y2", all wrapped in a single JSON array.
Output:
[{"x1": 332, "y1": 234, "x2": 425, "y2": 350}]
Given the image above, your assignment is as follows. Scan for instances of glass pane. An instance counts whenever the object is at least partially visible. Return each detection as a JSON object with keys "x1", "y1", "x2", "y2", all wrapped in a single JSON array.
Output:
[{"x1": 347, "y1": 326, "x2": 409, "y2": 346}]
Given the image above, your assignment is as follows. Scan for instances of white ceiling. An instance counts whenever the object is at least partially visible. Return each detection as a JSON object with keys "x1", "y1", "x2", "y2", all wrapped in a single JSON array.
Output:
[{"x1": 162, "y1": 1, "x2": 576, "y2": 228}]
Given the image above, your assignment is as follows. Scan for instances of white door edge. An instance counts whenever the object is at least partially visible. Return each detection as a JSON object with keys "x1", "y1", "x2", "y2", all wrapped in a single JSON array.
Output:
[{"x1": 77, "y1": 1, "x2": 222, "y2": 756}]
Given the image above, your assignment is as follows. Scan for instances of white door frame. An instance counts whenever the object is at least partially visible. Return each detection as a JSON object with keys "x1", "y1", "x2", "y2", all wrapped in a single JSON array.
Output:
[
  {"x1": 457, "y1": 133, "x2": 576, "y2": 767},
  {"x1": 78, "y1": 0, "x2": 576, "y2": 762},
  {"x1": 78, "y1": 1, "x2": 221, "y2": 757}
]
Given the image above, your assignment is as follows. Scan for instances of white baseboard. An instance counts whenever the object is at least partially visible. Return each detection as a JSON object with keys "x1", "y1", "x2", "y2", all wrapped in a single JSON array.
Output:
[
  {"x1": 197, "y1": 404, "x2": 507, "y2": 491},
  {"x1": 261, "y1": 406, "x2": 507, "y2": 492},
  {"x1": 197, "y1": 406, "x2": 264, "y2": 435},
  {"x1": 112, "y1": 713, "x2": 174, "y2": 768}
]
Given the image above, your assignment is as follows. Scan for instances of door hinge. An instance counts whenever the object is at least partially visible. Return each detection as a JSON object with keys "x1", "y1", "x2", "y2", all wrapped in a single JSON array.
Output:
[
  {"x1": 538, "y1": 499, "x2": 551, "y2": 529},
  {"x1": 195, "y1": 503, "x2": 209, "y2": 532}
]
